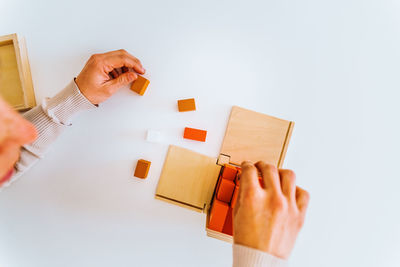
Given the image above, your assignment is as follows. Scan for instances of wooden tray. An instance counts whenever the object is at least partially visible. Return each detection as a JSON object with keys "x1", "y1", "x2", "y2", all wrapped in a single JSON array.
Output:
[
  {"x1": 0, "y1": 33, "x2": 36, "y2": 111},
  {"x1": 155, "y1": 106, "x2": 294, "y2": 242}
]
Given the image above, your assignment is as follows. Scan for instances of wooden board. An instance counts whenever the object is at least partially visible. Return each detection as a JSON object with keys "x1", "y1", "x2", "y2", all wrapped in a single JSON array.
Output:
[
  {"x1": 0, "y1": 34, "x2": 35, "y2": 111},
  {"x1": 155, "y1": 145, "x2": 221, "y2": 212},
  {"x1": 220, "y1": 106, "x2": 294, "y2": 167}
]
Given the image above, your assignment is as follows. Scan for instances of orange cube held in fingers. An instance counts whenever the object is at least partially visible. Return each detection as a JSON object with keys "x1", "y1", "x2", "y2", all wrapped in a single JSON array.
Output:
[
  {"x1": 216, "y1": 178, "x2": 235, "y2": 203},
  {"x1": 183, "y1": 127, "x2": 207, "y2": 142},
  {"x1": 131, "y1": 75, "x2": 150, "y2": 96},
  {"x1": 222, "y1": 164, "x2": 237, "y2": 181},
  {"x1": 134, "y1": 159, "x2": 151, "y2": 179},
  {"x1": 178, "y1": 98, "x2": 196, "y2": 112},
  {"x1": 208, "y1": 199, "x2": 229, "y2": 232}
]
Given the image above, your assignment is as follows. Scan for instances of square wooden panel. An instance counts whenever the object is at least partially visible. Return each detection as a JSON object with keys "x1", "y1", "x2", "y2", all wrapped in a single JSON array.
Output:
[
  {"x1": 155, "y1": 145, "x2": 221, "y2": 212},
  {"x1": 220, "y1": 106, "x2": 294, "y2": 167},
  {"x1": 0, "y1": 33, "x2": 36, "y2": 111}
]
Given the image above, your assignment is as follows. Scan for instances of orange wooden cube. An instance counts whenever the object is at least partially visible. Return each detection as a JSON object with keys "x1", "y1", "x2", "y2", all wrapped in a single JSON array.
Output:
[
  {"x1": 134, "y1": 159, "x2": 151, "y2": 179},
  {"x1": 222, "y1": 164, "x2": 237, "y2": 181},
  {"x1": 231, "y1": 185, "x2": 239, "y2": 208},
  {"x1": 208, "y1": 199, "x2": 229, "y2": 232},
  {"x1": 183, "y1": 127, "x2": 207, "y2": 142},
  {"x1": 216, "y1": 178, "x2": 235, "y2": 203},
  {"x1": 222, "y1": 208, "x2": 233, "y2": 236},
  {"x1": 177, "y1": 98, "x2": 196, "y2": 112},
  {"x1": 130, "y1": 75, "x2": 149, "y2": 95}
]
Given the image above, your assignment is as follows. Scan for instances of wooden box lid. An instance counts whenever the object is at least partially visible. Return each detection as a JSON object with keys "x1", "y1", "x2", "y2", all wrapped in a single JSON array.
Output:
[
  {"x1": 155, "y1": 145, "x2": 221, "y2": 213},
  {"x1": 219, "y1": 106, "x2": 294, "y2": 168}
]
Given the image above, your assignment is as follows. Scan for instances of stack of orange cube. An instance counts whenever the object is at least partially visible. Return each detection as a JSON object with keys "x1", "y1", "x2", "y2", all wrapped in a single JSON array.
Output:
[{"x1": 208, "y1": 164, "x2": 241, "y2": 236}]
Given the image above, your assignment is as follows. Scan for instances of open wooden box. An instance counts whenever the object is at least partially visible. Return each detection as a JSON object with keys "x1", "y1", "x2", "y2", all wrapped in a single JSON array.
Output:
[
  {"x1": 155, "y1": 106, "x2": 294, "y2": 242},
  {"x1": 0, "y1": 33, "x2": 36, "y2": 111}
]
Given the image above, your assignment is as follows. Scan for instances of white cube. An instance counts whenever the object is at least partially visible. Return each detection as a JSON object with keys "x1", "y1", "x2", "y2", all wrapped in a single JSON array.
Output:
[{"x1": 146, "y1": 130, "x2": 162, "y2": 143}]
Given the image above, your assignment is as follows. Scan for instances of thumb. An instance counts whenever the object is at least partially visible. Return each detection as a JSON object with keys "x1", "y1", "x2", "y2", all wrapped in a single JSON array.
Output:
[{"x1": 106, "y1": 71, "x2": 137, "y2": 91}]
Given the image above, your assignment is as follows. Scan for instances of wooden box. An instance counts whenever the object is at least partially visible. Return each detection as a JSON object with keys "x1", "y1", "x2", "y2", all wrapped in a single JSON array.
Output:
[
  {"x1": 155, "y1": 106, "x2": 294, "y2": 242},
  {"x1": 0, "y1": 33, "x2": 36, "y2": 111}
]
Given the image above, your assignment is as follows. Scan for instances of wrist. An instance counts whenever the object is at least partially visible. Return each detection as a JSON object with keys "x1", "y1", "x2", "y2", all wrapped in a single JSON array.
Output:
[
  {"x1": 41, "y1": 79, "x2": 96, "y2": 125},
  {"x1": 232, "y1": 244, "x2": 288, "y2": 267}
]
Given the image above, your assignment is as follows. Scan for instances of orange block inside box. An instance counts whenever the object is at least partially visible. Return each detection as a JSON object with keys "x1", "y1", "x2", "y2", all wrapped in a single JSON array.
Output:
[
  {"x1": 216, "y1": 178, "x2": 235, "y2": 203},
  {"x1": 222, "y1": 164, "x2": 237, "y2": 181},
  {"x1": 222, "y1": 208, "x2": 233, "y2": 236},
  {"x1": 208, "y1": 199, "x2": 229, "y2": 232}
]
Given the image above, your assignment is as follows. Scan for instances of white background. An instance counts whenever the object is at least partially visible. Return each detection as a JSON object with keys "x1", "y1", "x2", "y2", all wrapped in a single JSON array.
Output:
[{"x1": 1, "y1": 0, "x2": 400, "y2": 266}]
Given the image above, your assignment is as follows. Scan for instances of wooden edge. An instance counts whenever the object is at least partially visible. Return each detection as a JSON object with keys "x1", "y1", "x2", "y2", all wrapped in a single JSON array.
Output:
[
  {"x1": 217, "y1": 154, "x2": 230, "y2": 166},
  {"x1": 0, "y1": 33, "x2": 16, "y2": 43},
  {"x1": 218, "y1": 107, "x2": 235, "y2": 160},
  {"x1": 11, "y1": 34, "x2": 26, "y2": 108},
  {"x1": 277, "y1": 121, "x2": 295, "y2": 168},
  {"x1": 206, "y1": 229, "x2": 233, "y2": 243},
  {"x1": 0, "y1": 34, "x2": 26, "y2": 110},
  {"x1": 204, "y1": 165, "x2": 222, "y2": 212},
  {"x1": 155, "y1": 195, "x2": 204, "y2": 213},
  {"x1": 232, "y1": 105, "x2": 291, "y2": 123},
  {"x1": 18, "y1": 36, "x2": 36, "y2": 108},
  {"x1": 205, "y1": 208, "x2": 233, "y2": 243},
  {"x1": 1, "y1": 33, "x2": 36, "y2": 111},
  {"x1": 204, "y1": 165, "x2": 223, "y2": 212}
]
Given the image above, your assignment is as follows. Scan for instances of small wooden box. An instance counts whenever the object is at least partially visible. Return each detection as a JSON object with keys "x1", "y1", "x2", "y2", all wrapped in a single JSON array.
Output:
[
  {"x1": 155, "y1": 106, "x2": 294, "y2": 242},
  {"x1": 0, "y1": 33, "x2": 36, "y2": 111}
]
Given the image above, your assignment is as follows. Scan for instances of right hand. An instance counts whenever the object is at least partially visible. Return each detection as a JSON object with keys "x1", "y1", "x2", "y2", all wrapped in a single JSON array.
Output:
[
  {"x1": 75, "y1": 49, "x2": 145, "y2": 105},
  {"x1": 233, "y1": 161, "x2": 310, "y2": 259}
]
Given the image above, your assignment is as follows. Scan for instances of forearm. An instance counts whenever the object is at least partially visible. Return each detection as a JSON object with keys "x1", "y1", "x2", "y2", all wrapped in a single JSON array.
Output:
[
  {"x1": 1, "y1": 79, "x2": 95, "y2": 189},
  {"x1": 233, "y1": 244, "x2": 288, "y2": 267}
]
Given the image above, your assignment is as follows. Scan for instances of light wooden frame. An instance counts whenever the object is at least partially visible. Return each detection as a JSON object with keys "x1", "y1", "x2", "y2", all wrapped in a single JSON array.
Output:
[{"x1": 0, "y1": 33, "x2": 36, "y2": 111}]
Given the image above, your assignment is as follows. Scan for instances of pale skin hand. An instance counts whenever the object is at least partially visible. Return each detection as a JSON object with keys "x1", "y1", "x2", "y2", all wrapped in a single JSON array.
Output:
[
  {"x1": 0, "y1": 49, "x2": 145, "y2": 184},
  {"x1": 233, "y1": 161, "x2": 310, "y2": 259},
  {"x1": 76, "y1": 49, "x2": 145, "y2": 105}
]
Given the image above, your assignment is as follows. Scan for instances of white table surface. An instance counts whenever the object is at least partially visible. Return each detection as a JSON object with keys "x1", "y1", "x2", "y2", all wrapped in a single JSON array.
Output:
[{"x1": 1, "y1": 0, "x2": 400, "y2": 266}]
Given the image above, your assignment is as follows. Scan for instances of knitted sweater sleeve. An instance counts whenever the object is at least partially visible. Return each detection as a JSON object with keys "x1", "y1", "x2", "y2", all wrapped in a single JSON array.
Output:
[
  {"x1": 0, "y1": 79, "x2": 95, "y2": 190},
  {"x1": 232, "y1": 244, "x2": 288, "y2": 267}
]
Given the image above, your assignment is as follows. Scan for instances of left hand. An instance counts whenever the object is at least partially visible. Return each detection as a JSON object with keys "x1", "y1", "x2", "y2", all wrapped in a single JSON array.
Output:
[{"x1": 75, "y1": 49, "x2": 145, "y2": 104}]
